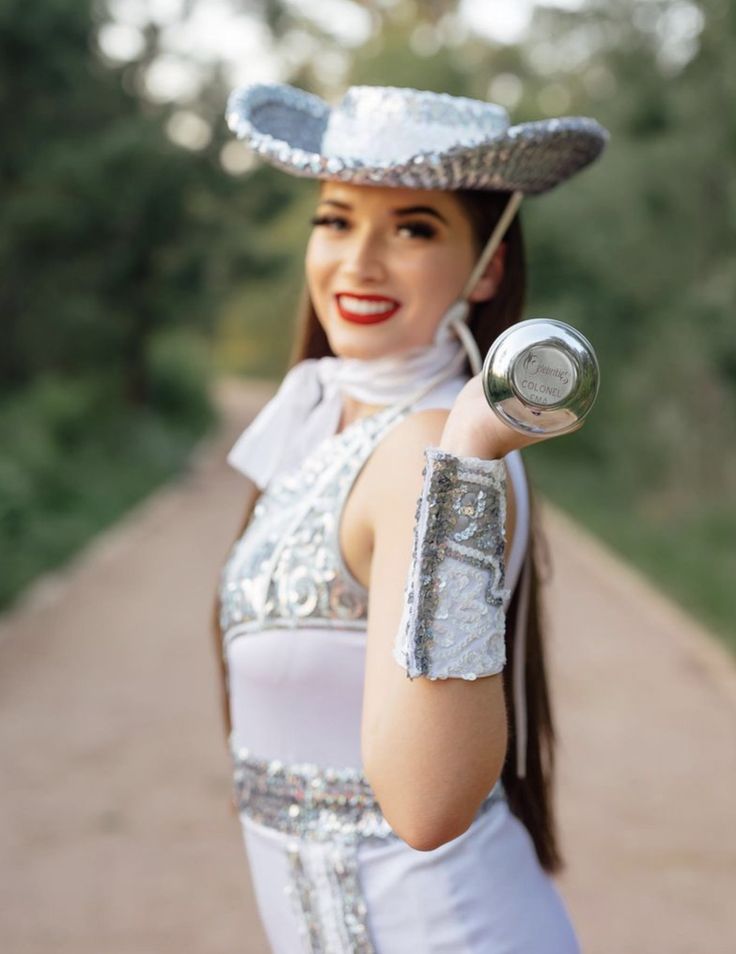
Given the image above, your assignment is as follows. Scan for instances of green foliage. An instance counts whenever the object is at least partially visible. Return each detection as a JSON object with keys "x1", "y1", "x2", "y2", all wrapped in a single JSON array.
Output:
[
  {"x1": 0, "y1": 372, "x2": 211, "y2": 607},
  {"x1": 347, "y1": 18, "x2": 470, "y2": 93},
  {"x1": 0, "y1": 0, "x2": 225, "y2": 606},
  {"x1": 524, "y1": 446, "x2": 736, "y2": 652},
  {"x1": 0, "y1": 0, "x2": 262, "y2": 401},
  {"x1": 508, "y1": 0, "x2": 736, "y2": 643},
  {"x1": 214, "y1": 180, "x2": 318, "y2": 378},
  {"x1": 146, "y1": 328, "x2": 215, "y2": 427}
]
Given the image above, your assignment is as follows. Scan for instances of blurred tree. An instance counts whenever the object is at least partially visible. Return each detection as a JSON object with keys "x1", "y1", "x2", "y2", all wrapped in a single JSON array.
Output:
[
  {"x1": 0, "y1": 0, "x2": 298, "y2": 606},
  {"x1": 513, "y1": 0, "x2": 736, "y2": 501},
  {"x1": 0, "y1": 0, "x2": 277, "y2": 404}
]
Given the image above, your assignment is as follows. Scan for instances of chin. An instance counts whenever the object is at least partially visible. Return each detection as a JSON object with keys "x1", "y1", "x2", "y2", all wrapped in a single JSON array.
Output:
[
  {"x1": 333, "y1": 343, "x2": 385, "y2": 361},
  {"x1": 324, "y1": 316, "x2": 431, "y2": 361},
  {"x1": 327, "y1": 328, "x2": 396, "y2": 361}
]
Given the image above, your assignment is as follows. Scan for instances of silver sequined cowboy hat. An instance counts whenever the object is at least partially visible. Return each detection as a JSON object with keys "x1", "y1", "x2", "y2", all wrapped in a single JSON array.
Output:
[{"x1": 226, "y1": 83, "x2": 608, "y2": 194}]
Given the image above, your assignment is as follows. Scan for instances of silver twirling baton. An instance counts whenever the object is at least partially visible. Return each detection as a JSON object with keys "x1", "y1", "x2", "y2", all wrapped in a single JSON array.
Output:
[{"x1": 481, "y1": 318, "x2": 600, "y2": 436}]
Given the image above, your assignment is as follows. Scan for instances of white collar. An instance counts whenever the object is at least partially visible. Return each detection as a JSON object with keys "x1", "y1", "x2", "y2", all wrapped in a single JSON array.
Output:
[{"x1": 228, "y1": 334, "x2": 468, "y2": 489}]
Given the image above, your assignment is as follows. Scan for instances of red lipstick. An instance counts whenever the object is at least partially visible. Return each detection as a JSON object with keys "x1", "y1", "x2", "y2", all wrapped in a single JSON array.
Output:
[{"x1": 335, "y1": 293, "x2": 401, "y2": 325}]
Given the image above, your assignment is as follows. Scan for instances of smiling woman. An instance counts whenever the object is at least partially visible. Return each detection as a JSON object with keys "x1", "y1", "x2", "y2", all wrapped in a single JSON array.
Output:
[
  {"x1": 215, "y1": 82, "x2": 607, "y2": 954},
  {"x1": 305, "y1": 183, "x2": 499, "y2": 358}
]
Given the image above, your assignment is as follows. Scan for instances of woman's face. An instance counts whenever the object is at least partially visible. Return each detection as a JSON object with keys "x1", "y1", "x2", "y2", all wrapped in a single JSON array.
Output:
[{"x1": 305, "y1": 181, "x2": 500, "y2": 360}]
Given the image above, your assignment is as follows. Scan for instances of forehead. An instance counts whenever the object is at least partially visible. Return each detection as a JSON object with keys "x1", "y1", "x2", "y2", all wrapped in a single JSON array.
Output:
[{"x1": 317, "y1": 180, "x2": 462, "y2": 217}]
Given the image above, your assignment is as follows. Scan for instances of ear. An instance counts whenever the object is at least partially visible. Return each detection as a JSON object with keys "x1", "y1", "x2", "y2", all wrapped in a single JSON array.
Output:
[{"x1": 466, "y1": 242, "x2": 506, "y2": 304}]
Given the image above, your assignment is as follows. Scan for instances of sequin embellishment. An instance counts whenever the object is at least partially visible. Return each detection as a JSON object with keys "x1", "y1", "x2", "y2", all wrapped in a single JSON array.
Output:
[
  {"x1": 231, "y1": 740, "x2": 505, "y2": 953},
  {"x1": 218, "y1": 405, "x2": 408, "y2": 646},
  {"x1": 226, "y1": 84, "x2": 609, "y2": 195},
  {"x1": 233, "y1": 742, "x2": 389, "y2": 952},
  {"x1": 231, "y1": 744, "x2": 392, "y2": 841},
  {"x1": 394, "y1": 447, "x2": 511, "y2": 680}
]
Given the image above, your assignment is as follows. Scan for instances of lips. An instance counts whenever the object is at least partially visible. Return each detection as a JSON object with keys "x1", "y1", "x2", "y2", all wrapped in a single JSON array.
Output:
[{"x1": 335, "y1": 293, "x2": 401, "y2": 325}]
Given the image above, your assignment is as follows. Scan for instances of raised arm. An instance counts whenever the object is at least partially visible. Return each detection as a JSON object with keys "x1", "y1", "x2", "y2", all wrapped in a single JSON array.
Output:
[{"x1": 361, "y1": 407, "x2": 517, "y2": 852}]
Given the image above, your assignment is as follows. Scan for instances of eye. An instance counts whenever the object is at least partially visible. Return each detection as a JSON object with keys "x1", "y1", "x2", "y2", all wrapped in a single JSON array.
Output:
[
  {"x1": 309, "y1": 214, "x2": 348, "y2": 230},
  {"x1": 309, "y1": 215, "x2": 437, "y2": 240},
  {"x1": 397, "y1": 221, "x2": 437, "y2": 239}
]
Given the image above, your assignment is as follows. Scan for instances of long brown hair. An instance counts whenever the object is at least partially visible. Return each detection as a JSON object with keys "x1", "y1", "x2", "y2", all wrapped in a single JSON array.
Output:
[{"x1": 286, "y1": 188, "x2": 564, "y2": 873}]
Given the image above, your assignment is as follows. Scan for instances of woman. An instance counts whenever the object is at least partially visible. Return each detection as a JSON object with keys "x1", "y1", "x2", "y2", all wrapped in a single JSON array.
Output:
[{"x1": 216, "y1": 84, "x2": 607, "y2": 953}]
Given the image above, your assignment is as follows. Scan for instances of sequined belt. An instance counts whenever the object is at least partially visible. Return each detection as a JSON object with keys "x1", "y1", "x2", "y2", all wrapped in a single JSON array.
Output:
[
  {"x1": 231, "y1": 743, "x2": 394, "y2": 842},
  {"x1": 230, "y1": 739, "x2": 505, "y2": 954}
]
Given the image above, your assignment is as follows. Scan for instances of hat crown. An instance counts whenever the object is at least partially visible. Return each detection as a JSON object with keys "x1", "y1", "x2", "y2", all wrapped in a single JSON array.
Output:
[
  {"x1": 226, "y1": 81, "x2": 609, "y2": 194},
  {"x1": 322, "y1": 86, "x2": 510, "y2": 166}
]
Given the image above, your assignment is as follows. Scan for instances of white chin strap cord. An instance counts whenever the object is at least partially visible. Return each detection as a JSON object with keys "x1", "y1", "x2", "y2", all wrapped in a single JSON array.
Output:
[
  {"x1": 443, "y1": 189, "x2": 524, "y2": 377},
  {"x1": 443, "y1": 188, "x2": 531, "y2": 780}
]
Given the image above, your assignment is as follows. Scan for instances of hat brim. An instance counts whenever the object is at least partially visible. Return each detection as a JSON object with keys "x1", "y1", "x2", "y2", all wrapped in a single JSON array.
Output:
[{"x1": 226, "y1": 83, "x2": 608, "y2": 195}]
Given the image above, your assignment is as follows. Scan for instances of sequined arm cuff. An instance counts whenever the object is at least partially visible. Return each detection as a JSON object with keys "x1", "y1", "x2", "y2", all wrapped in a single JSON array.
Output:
[{"x1": 393, "y1": 447, "x2": 510, "y2": 680}]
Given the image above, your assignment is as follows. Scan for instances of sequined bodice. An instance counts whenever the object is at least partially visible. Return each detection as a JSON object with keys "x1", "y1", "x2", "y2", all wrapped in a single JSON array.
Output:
[{"x1": 219, "y1": 404, "x2": 409, "y2": 644}]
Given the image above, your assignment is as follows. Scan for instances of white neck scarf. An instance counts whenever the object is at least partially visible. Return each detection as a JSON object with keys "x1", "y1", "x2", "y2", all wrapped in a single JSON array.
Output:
[{"x1": 227, "y1": 328, "x2": 469, "y2": 489}]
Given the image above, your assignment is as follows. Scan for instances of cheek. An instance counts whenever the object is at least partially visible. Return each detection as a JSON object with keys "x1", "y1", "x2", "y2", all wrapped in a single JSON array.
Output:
[
  {"x1": 305, "y1": 239, "x2": 335, "y2": 296},
  {"x1": 409, "y1": 249, "x2": 469, "y2": 303},
  {"x1": 304, "y1": 238, "x2": 319, "y2": 282}
]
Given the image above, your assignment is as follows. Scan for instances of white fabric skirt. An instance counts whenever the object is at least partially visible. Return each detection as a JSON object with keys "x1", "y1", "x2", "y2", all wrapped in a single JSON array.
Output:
[{"x1": 239, "y1": 796, "x2": 580, "y2": 954}]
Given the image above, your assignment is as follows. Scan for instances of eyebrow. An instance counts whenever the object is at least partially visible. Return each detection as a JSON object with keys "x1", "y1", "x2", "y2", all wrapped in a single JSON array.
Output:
[{"x1": 316, "y1": 198, "x2": 448, "y2": 225}]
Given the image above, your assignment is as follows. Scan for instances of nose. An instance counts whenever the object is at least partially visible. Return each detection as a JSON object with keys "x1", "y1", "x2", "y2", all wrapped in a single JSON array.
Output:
[{"x1": 339, "y1": 227, "x2": 388, "y2": 283}]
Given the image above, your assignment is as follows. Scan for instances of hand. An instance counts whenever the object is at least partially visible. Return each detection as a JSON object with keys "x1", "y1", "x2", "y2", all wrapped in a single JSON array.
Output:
[{"x1": 439, "y1": 372, "x2": 584, "y2": 460}]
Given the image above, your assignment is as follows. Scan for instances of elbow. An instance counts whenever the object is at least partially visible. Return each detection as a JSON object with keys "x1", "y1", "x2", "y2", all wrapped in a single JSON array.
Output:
[
  {"x1": 363, "y1": 732, "x2": 507, "y2": 853},
  {"x1": 394, "y1": 815, "x2": 474, "y2": 852},
  {"x1": 367, "y1": 771, "x2": 488, "y2": 852},
  {"x1": 366, "y1": 765, "x2": 504, "y2": 852}
]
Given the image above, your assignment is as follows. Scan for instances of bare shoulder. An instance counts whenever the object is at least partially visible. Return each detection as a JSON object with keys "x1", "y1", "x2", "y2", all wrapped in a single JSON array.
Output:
[
  {"x1": 363, "y1": 406, "x2": 517, "y2": 555},
  {"x1": 378, "y1": 407, "x2": 451, "y2": 462},
  {"x1": 364, "y1": 408, "x2": 451, "y2": 525}
]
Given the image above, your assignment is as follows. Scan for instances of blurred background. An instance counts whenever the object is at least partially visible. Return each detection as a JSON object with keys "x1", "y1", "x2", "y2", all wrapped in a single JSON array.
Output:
[
  {"x1": 2, "y1": 2, "x2": 735, "y2": 952},
  {"x1": 2, "y1": 0, "x2": 734, "y2": 647}
]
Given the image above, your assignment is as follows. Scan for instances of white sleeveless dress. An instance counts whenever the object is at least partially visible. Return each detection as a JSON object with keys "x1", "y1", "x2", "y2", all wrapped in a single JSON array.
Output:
[{"x1": 219, "y1": 374, "x2": 580, "y2": 954}]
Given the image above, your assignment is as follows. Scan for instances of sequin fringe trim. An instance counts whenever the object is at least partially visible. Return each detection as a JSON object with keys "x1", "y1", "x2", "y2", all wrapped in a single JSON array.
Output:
[
  {"x1": 232, "y1": 741, "x2": 505, "y2": 953},
  {"x1": 285, "y1": 839, "x2": 377, "y2": 954}
]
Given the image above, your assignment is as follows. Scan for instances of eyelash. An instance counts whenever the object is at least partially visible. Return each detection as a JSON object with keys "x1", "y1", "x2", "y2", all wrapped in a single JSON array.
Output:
[{"x1": 309, "y1": 214, "x2": 437, "y2": 240}]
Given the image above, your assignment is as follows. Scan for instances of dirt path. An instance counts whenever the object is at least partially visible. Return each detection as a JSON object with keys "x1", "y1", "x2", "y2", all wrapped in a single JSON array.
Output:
[{"x1": 1, "y1": 379, "x2": 734, "y2": 954}]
